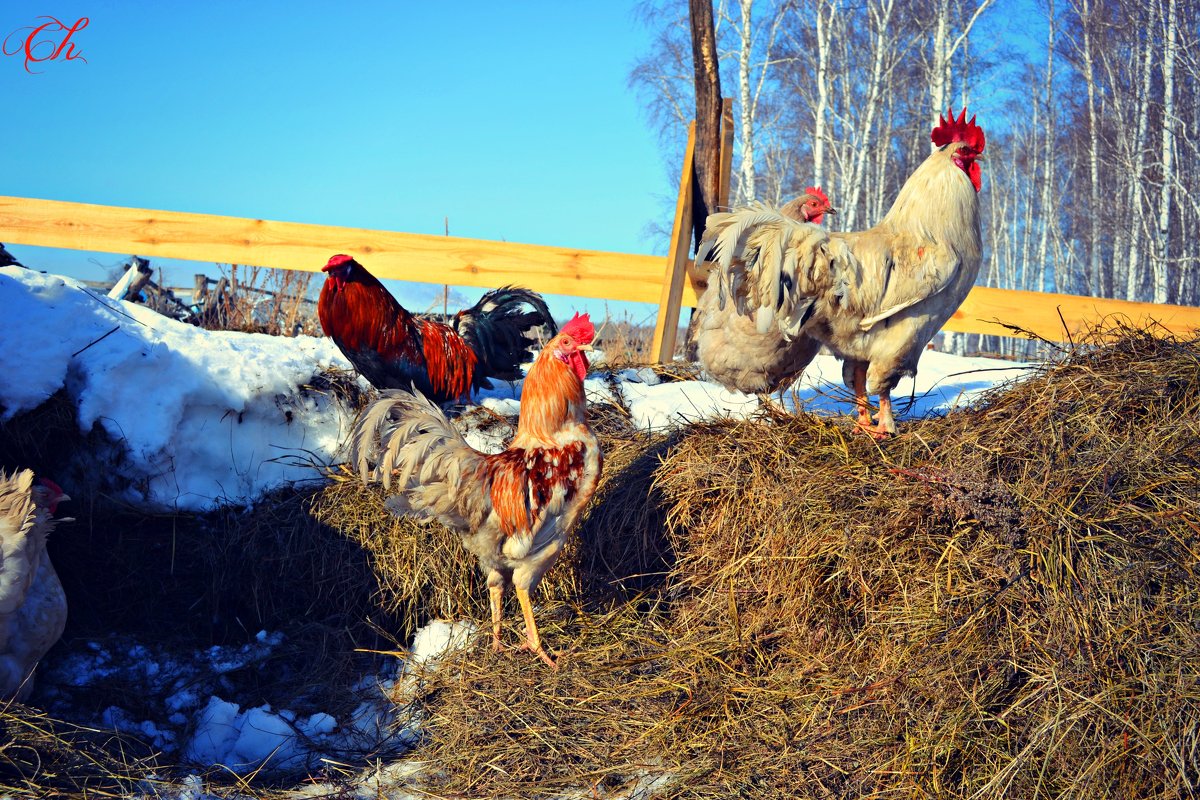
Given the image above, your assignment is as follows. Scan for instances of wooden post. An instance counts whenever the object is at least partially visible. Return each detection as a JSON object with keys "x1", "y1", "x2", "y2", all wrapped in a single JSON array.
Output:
[
  {"x1": 688, "y1": 98, "x2": 737, "y2": 291},
  {"x1": 676, "y1": 98, "x2": 736, "y2": 361},
  {"x1": 717, "y1": 99, "x2": 735, "y2": 211},
  {"x1": 194, "y1": 274, "x2": 209, "y2": 305},
  {"x1": 688, "y1": 0, "x2": 724, "y2": 247},
  {"x1": 650, "y1": 123, "x2": 696, "y2": 363},
  {"x1": 208, "y1": 276, "x2": 229, "y2": 327}
]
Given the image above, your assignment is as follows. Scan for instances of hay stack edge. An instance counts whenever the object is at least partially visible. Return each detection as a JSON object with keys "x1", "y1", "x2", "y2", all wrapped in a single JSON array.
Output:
[{"x1": 2, "y1": 326, "x2": 1198, "y2": 799}]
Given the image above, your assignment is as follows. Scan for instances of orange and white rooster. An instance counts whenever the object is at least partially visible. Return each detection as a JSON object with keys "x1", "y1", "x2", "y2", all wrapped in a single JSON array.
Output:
[
  {"x1": 351, "y1": 313, "x2": 602, "y2": 668},
  {"x1": 1, "y1": 470, "x2": 69, "y2": 701},
  {"x1": 697, "y1": 109, "x2": 985, "y2": 437}
]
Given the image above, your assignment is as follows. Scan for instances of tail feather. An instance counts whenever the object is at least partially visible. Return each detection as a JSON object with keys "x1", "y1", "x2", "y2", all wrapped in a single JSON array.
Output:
[
  {"x1": 698, "y1": 203, "x2": 840, "y2": 336},
  {"x1": 0, "y1": 243, "x2": 24, "y2": 269},
  {"x1": 454, "y1": 287, "x2": 557, "y2": 388},
  {"x1": 350, "y1": 389, "x2": 490, "y2": 533}
]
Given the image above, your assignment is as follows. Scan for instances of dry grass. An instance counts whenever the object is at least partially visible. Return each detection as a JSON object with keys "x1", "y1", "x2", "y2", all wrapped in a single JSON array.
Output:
[
  {"x1": 591, "y1": 309, "x2": 696, "y2": 367},
  {"x1": 2, "y1": 326, "x2": 1199, "y2": 798},
  {"x1": 193, "y1": 264, "x2": 319, "y2": 336},
  {"x1": 414, "y1": 327, "x2": 1200, "y2": 799}
]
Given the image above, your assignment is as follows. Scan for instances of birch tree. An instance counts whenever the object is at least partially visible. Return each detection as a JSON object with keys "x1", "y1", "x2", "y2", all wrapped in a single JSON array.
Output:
[
  {"x1": 1124, "y1": 15, "x2": 1156, "y2": 299},
  {"x1": 1067, "y1": 0, "x2": 1106, "y2": 296},
  {"x1": 1153, "y1": 0, "x2": 1179, "y2": 303},
  {"x1": 810, "y1": 0, "x2": 839, "y2": 187},
  {"x1": 726, "y1": 0, "x2": 790, "y2": 203},
  {"x1": 927, "y1": 0, "x2": 996, "y2": 123},
  {"x1": 840, "y1": 0, "x2": 897, "y2": 230}
]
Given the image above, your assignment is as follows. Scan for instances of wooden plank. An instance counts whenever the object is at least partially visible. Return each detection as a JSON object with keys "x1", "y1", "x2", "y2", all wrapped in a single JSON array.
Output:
[
  {"x1": 0, "y1": 195, "x2": 669, "y2": 305},
  {"x1": 686, "y1": 98, "x2": 736, "y2": 292},
  {"x1": 944, "y1": 284, "x2": 1200, "y2": 341},
  {"x1": 717, "y1": 98, "x2": 735, "y2": 211},
  {"x1": 650, "y1": 123, "x2": 697, "y2": 363}
]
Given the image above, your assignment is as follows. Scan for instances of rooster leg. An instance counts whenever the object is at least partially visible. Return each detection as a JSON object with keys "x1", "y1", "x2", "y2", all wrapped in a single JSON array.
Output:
[
  {"x1": 876, "y1": 392, "x2": 896, "y2": 436},
  {"x1": 515, "y1": 586, "x2": 557, "y2": 670},
  {"x1": 851, "y1": 364, "x2": 893, "y2": 439},
  {"x1": 755, "y1": 392, "x2": 786, "y2": 415},
  {"x1": 851, "y1": 363, "x2": 874, "y2": 428},
  {"x1": 488, "y1": 582, "x2": 505, "y2": 653},
  {"x1": 855, "y1": 393, "x2": 895, "y2": 440}
]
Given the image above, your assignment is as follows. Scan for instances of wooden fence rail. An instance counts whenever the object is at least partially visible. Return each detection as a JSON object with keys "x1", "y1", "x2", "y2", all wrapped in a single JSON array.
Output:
[
  {"x1": 3, "y1": 183, "x2": 1200, "y2": 359},
  {"x1": 0, "y1": 194, "x2": 673, "y2": 304}
]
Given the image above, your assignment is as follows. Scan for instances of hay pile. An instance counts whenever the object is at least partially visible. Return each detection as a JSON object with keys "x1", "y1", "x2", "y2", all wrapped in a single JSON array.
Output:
[
  {"x1": 2, "y1": 328, "x2": 1198, "y2": 798},
  {"x1": 414, "y1": 329, "x2": 1200, "y2": 799}
]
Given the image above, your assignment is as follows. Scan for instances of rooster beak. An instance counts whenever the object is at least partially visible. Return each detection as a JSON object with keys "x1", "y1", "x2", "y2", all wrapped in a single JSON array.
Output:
[
  {"x1": 825, "y1": 206, "x2": 838, "y2": 215},
  {"x1": 577, "y1": 344, "x2": 594, "y2": 352}
]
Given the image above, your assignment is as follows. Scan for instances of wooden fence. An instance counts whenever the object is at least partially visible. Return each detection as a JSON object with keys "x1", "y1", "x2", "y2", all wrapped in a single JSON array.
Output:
[{"x1": 2, "y1": 106, "x2": 1199, "y2": 360}]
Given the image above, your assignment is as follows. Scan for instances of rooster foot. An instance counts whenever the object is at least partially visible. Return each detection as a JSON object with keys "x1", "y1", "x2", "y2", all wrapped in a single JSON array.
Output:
[
  {"x1": 520, "y1": 642, "x2": 556, "y2": 671},
  {"x1": 518, "y1": 640, "x2": 559, "y2": 670},
  {"x1": 491, "y1": 635, "x2": 558, "y2": 670},
  {"x1": 853, "y1": 420, "x2": 892, "y2": 441}
]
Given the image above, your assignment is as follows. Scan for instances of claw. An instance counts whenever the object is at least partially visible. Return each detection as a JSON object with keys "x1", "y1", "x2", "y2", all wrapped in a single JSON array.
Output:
[
  {"x1": 854, "y1": 420, "x2": 892, "y2": 441},
  {"x1": 519, "y1": 640, "x2": 559, "y2": 670}
]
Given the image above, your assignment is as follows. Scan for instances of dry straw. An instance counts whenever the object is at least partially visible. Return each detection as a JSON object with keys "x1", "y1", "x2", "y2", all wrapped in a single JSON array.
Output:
[
  {"x1": 415, "y1": 326, "x2": 1200, "y2": 799},
  {"x1": 3, "y1": 325, "x2": 1199, "y2": 798}
]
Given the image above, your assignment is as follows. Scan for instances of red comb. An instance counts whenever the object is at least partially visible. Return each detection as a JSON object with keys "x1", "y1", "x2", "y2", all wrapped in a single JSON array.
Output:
[
  {"x1": 805, "y1": 186, "x2": 830, "y2": 206},
  {"x1": 560, "y1": 312, "x2": 594, "y2": 345},
  {"x1": 37, "y1": 478, "x2": 66, "y2": 514},
  {"x1": 322, "y1": 254, "x2": 356, "y2": 272},
  {"x1": 931, "y1": 108, "x2": 985, "y2": 152}
]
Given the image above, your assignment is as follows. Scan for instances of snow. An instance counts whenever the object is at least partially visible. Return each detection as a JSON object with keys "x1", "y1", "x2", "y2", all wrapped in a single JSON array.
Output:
[
  {"x1": 1, "y1": 266, "x2": 1029, "y2": 513},
  {"x1": 1, "y1": 267, "x2": 359, "y2": 511},
  {"x1": 38, "y1": 620, "x2": 476, "y2": 790},
  {"x1": 615, "y1": 348, "x2": 1027, "y2": 433},
  {"x1": 0, "y1": 265, "x2": 1035, "y2": 793}
]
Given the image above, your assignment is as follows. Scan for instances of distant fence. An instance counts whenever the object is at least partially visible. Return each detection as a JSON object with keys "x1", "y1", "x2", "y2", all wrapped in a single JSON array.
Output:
[{"x1": 3, "y1": 167, "x2": 1200, "y2": 361}]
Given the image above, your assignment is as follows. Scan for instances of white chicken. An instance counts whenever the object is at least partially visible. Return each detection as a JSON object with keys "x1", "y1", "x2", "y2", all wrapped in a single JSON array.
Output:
[
  {"x1": 696, "y1": 187, "x2": 835, "y2": 395},
  {"x1": 0, "y1": 469, "x2": 69, "y2": 701}
]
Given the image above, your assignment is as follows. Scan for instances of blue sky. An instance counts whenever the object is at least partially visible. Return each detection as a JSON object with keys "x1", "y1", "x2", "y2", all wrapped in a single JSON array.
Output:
[{"x1": 1, "y1": 2, "x2": 673, "y2": 322}]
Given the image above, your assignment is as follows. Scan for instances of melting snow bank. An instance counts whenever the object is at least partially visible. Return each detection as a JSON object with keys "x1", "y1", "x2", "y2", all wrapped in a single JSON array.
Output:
[{"x1": 0, "y1": 267, "x2": 361, "y2": 511}]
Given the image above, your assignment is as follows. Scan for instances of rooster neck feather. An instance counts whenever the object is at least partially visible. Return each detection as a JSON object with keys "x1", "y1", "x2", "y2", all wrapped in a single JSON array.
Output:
[
  {"x1": 486, "y1": 442, "x2": 590, "y2": 536},
  {"x1": 485, "y1": 343, "x2": 595, "y2": 537},
  {"x1": 879, "y1": 149, "x2": 982, "y2": 259},
  {"x1": 319, "y1": 279, "x2": 414, "y2": 353},
  {"x1": 512, "y1": 349, "x2": 588, "y2": 448}
]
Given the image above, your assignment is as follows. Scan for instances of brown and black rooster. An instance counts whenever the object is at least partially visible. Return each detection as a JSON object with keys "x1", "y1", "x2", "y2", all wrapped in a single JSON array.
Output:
[{"x1": 318, "y1": 254, "x2": 557, "y2": 405}]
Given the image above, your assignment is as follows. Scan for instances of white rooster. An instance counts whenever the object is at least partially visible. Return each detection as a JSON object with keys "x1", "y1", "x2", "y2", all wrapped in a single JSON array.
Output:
[{"x1": 697, "y1": 108, "x2": 986, "y2": 437}]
